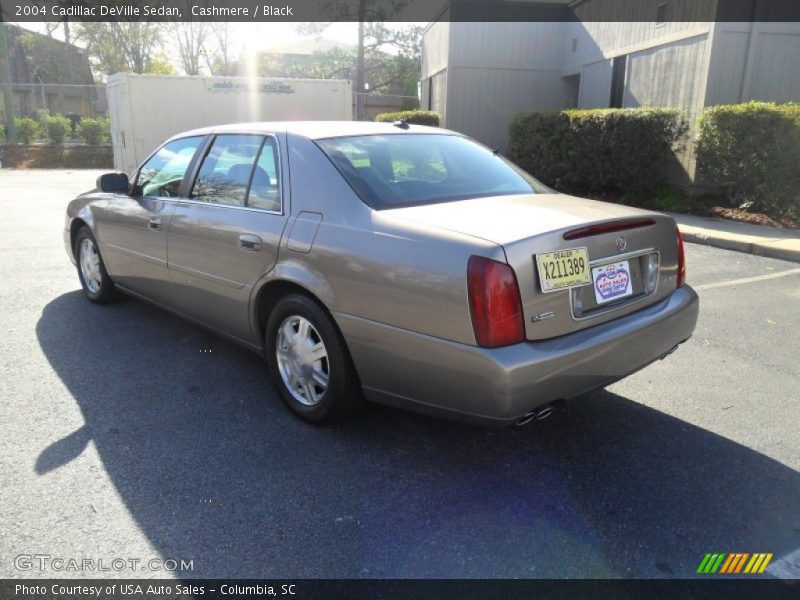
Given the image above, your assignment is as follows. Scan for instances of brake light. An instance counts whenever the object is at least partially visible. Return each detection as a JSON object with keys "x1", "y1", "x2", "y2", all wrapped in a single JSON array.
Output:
[
  {"x1": 467, "y1": 256, "x2": 525, "y2": 348},
  {"x1": 563, "y1": 218, "x2": 656, "y2": 240},
  {"x1": 677, "y1": 227, "x2": 686, "y2": 287}
]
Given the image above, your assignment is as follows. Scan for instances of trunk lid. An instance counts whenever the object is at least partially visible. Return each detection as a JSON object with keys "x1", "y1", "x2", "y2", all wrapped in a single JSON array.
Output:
[{"x1": 384, "y1": 194, "x2": 681, "y2": 340}]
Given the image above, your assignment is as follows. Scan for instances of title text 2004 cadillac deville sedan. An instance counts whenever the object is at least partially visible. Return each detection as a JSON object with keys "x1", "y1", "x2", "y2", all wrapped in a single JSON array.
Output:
[{"x1": 64, "y1": 121, "x2": 698, "y2": 426}]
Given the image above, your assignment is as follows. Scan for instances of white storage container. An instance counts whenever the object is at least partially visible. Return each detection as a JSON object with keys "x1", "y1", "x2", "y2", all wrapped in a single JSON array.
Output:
[{"x1": 106, "y1": 73, "x2": 353, "y2": 173}]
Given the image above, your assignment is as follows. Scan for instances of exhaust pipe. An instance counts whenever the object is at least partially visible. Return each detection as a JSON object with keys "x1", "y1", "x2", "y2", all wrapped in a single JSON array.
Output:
[{"x1": 516, "y1": 404, "x2": 555, "y2": 426}]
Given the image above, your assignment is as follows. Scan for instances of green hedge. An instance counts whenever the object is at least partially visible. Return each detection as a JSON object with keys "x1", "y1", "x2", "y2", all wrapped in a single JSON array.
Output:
[
  {"x1": 696, "y1": 101, "x2": 800, "y2": 216},
  {"x1": 508, "y1": 108, "x2": 687, "y2": 194},
  {"x1": 76, "y1": 118, "x2": 110, "y2": 145},
  {"x1": 375, "y1": 110, "x2": 440, "y2": 126},
  {"x1": 15, "y1": 117, "x2": 40, "y2": 144},
  {"x1": 44, "y1": 114, "x2": 72, "y2": 144}
]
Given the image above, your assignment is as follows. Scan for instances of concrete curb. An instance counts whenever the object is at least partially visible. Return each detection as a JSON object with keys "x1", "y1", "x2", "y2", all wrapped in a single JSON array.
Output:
[
  {"x1": 679, "y1": 229, "x2": 800, "y2": 263},
  {"x1": 669, "y1": 214, "x2": 800, "y2": 264}
]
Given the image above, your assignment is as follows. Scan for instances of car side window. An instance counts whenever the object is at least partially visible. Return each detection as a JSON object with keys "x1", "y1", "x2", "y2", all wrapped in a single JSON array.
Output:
[
  {"x1": 135, "y1": 136, "x2": 204, "y2": 198},
  {"x1": 190, "y1": 134, "x2": 263, "y2": 207},
  {"x1": 246, "y1": 137, "x2": 281, "y2": 212}
]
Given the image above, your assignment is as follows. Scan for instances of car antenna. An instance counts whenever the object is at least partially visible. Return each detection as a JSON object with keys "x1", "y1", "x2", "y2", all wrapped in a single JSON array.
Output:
[
  {"x1": 393, "y1": 119, "x2": 410, "y2": 129},
  {"x1": 491, "y1": 147, "x2": 500, "y2": 155}
]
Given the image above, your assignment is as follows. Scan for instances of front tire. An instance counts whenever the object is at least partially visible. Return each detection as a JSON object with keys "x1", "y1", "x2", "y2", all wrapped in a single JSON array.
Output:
[
  {"x1": 74, "y1": 226, "x2": 117, "y2": 304},
  {"x1": 265, "y1": 293, "x2": 363, "y2": 423}
]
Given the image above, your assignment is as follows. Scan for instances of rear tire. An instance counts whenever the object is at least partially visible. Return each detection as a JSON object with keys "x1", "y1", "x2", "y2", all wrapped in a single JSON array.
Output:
[
  {"x1": 265, "y1": 293, "x2": 364, "y2": 423},
  {"x1": 74, "y1": 226, "x2": 117, "y2": 304}
]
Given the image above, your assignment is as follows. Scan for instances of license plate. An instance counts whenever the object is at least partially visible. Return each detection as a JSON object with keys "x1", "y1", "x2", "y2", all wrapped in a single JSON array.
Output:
[
  {"x1": 536, "y1": 247, "x2": 590, "y2": 293},
  {"x1": 592, "y1": 260, "x2": 633, "y2": 304}
]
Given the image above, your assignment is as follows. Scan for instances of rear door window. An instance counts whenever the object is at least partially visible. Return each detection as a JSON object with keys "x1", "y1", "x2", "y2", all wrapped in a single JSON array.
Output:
[
  {"x1": 190, "y1": 135, "x2": 264, "y2": 207},
  {"x1": 246, "y1": 137, "x2": 282, "y2": 212}
]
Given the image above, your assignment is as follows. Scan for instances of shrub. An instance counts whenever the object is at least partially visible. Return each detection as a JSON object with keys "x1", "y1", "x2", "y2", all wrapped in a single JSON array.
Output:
[
  {"x1": 508, "y1": 108, "x2": 688, "y2": 194},
  {"x1": 65, "y1": 113, "x2": 82, "y2": 134},
  {"x1": 375, "y1": 110, "x2": 440, "y2": 126},
  {"x1": 696, "y1": 101, "x2": 800, "y2": 216},
  {"x1": 77, "y1": 118, "x2": 109, "y2": 145},
  {"x1": 15, "y1": 117, "x2": 40, "y2": 144},
  {"x1": 44, "y1": 114, "x2": 72, "y2": 144}
]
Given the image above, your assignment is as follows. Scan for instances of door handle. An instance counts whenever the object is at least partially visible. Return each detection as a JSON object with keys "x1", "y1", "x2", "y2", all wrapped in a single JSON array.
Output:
[
  {"x1": 239, "y1": 234, "x2": 262, "y2": 251},
  {"x1": 148, "y1": 217, "x2": 162, "y2": 231}
]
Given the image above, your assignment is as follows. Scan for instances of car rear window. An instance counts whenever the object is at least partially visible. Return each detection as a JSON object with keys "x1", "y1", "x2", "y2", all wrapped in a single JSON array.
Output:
[{"x1": 316, "y1": 134, "x2": 550, "y2": 209}]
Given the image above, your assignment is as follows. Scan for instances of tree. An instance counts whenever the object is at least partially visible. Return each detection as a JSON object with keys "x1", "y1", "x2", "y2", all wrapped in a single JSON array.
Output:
[
  {"x1": 76, "y1": 23, "x2": 164, "y2": 76},
  {"x1": 17, "y1": 31, "x2": 80, "y2": 83},
  {"x1": 292, "y1": 21, "x2": 422, "y2": 98},
  {"x1": 285, "y1": 47, "x2": 356, "y2": 81},
  {"x1": 172, "y1": 22, "x2": 208, "y2": 76},
  {"x1": 362, "y1": 23, "x2": 422, "y2": 96},
  {"x1": 202, "y1": 22, "x2": 237, "y2": 76},
  {"x1": 297, "y1": 0, "x2": 412, "y2": 117},
  {"x1": 148, "y1": 52, "x2": 176, "y2": 76},
  {"x1": 0, "y1": 24, "x2": 16, "y2": 141}
]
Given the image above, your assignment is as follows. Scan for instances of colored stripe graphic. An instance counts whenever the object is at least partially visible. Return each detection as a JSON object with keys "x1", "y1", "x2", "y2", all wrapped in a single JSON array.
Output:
[
  {"x1": 698, "y1": 553, "x2": 774, "y2": 575},
  {"x1": 719, "y1": 553, "x2": 735, "y2": 573},
  {"x1": 697, "y1": 553, "x2": 727, "y2": 574}
]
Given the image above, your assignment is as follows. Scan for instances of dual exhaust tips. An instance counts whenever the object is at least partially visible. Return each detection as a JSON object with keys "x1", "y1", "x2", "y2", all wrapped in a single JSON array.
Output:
[{"x1": 516, "y1": 404, "x2": 555, "y2": 426}]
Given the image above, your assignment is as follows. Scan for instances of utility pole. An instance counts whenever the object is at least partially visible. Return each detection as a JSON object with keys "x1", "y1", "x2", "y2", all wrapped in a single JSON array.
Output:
[{"x1": 0, "y1": 23, "x2": 17, "y2": 141}]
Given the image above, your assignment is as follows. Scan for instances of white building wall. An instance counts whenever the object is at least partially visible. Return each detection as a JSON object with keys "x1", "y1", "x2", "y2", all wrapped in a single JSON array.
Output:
[
  {"x1": 577, "y1": 59, "x2": 612, "y2": 108},
  {"x1": 421, "y1": 21, "x2": 450, "y2": 80},
  {"x1": 706, "y1": 22, "x2": 800, "y2": 105},
  {"x1": 444, "y1": 22, "x2": 567, "y2": 150}
]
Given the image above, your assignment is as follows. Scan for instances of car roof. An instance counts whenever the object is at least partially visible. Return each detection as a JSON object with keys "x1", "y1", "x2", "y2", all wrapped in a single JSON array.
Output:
[{"x1": 170, "y1": 121, "x2": 454, "y2": 141}]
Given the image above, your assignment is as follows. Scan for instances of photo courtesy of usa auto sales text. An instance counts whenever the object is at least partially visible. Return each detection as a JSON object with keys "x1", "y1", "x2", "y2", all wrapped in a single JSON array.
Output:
[{"x1": 15, "y1": 583, "x2": 299, "y2": 597}]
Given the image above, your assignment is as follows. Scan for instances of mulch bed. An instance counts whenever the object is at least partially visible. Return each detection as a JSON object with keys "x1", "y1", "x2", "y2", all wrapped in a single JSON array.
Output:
[
  {"x1": 707, "y1": 206, "x2": 800, "y2": 230},
  {"x1": 0, "y1": 144, "x2": 113, "y2": 169}
]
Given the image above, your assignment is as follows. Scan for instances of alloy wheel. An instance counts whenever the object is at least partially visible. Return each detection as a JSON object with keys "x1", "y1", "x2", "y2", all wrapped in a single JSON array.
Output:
[{"x1": 275, "y1": 315, "x2": 330, "y2": 406}]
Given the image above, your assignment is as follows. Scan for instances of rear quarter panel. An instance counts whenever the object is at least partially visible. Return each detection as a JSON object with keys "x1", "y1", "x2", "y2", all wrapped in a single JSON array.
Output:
[{"x1": 262, "y1": 133, "x2": 504, "y2": 346}]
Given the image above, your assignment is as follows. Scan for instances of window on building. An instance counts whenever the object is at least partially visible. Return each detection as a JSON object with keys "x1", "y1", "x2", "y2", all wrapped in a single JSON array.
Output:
[
  {"x1": 609, "y1": 55, "x2": 627, "y2": 108},
  {"x1": 656, "y1": 3, "x2": 667, "y2": 27}
]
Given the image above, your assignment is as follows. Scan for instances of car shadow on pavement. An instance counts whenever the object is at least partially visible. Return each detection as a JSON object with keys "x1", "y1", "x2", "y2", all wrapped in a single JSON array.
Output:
[{"x1": 36, "y1": 291, "x2": 800, "y2": 579}]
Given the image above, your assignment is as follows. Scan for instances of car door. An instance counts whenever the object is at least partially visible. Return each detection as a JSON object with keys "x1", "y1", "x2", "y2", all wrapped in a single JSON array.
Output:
[
  {"x1": 97, "y1": 135, "x2": 206, "y2": 306},
  {"x1": 167, "y1": 133, "x2": 290, "y2": 344}
]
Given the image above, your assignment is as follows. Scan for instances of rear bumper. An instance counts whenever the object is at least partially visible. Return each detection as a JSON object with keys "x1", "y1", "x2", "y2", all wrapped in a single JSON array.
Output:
[{"x1": 336, "y1": 285, "x2": 699, "y2": 426}]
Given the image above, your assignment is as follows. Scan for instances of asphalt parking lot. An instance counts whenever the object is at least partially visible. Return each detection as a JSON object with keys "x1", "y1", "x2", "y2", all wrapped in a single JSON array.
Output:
[{"x1": 1, "y1": 169, "x2": 798, "y2": 579}]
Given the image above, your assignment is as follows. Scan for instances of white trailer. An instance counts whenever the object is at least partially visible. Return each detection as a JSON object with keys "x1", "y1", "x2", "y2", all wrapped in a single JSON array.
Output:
[{"x1": 106, "y1": 73, "x2": 353, "y2": 174}]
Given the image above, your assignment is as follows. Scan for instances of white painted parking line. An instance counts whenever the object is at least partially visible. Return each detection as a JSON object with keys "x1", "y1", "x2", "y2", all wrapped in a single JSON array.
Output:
[
  {"x1": 694, "y1": 268, "x2": 800, "y2": 291},
  {"x1": 766, "y1": 547, "x2": 800, "y2": 579}
]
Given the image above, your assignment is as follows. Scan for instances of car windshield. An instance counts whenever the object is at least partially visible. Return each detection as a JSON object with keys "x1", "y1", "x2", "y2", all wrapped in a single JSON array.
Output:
[{"x1": 316, "y1": 134, "x2": 550, "y2": 209}]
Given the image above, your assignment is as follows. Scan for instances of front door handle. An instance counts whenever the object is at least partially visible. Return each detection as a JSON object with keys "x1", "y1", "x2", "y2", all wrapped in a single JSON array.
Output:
[
  {"x1": 148, "y1": 217, "x2": 162, "y2": 231},
  {"x1": 239, "y1": 234, "x2": 262, "y2": 251}
]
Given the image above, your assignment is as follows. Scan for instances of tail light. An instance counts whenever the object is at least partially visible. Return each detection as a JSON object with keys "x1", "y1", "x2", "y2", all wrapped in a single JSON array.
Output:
[
  {"x1": 676, "y1": 227, "x2": 686, "y2": 287},
  {"x1": 467, "y1": 256, "x2": 525, "y2": 348}
]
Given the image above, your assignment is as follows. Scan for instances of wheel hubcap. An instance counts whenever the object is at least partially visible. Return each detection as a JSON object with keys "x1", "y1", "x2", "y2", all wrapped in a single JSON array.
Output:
[
  {"x1": 276, "y1": 315, "x2": 329, "y2": 406},
  {"x1": 79, "y1": 238, "x2": 102, "y2": 294}
]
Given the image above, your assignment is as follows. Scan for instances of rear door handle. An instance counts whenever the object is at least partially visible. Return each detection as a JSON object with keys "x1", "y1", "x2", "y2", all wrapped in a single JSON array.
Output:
[
  {"x1": 239, "y1": 234, "x2": 262, "y2": 251},
  {"x1": 148, "y1": 217, "x2": 162, "y2": 231}
]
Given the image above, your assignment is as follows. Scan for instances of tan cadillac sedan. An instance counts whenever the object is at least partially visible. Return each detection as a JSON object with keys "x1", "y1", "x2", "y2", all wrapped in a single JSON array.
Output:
[{"x1": 64, "y1": 121, "x2": 698, "y2": 426}]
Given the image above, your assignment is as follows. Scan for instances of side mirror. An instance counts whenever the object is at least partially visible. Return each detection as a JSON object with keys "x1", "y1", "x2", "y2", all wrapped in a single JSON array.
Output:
[{"x1": 96, "y1": 172, "x2": 129, "y2": 193}]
